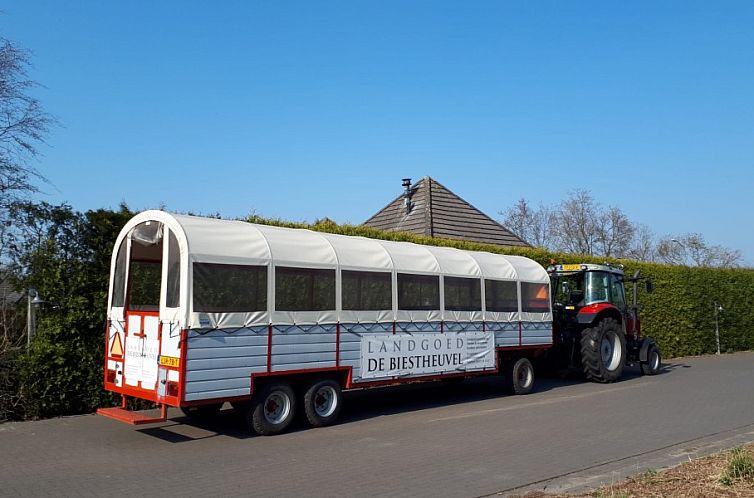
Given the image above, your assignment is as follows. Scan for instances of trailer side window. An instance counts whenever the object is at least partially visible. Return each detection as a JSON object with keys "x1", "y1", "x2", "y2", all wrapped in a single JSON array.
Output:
[
  {"x1": 111, "y1": 238, "x2": 127, "y2": 307},
  {"x1": 276, "y1": 267, "x2": 335, "y2": 311},
  {"x1": 444, "y1": 276, "x2": 482, "y2": 311},
  {"x1": 397, "y1": 273, "x2": 440, "y2": 311},
  {"x1": 342, "y1": 270, "x2": 392, "y2": 310},
  {"x1": 166, "y1": 231, "x2": 181, "y2": 308},
  {"x1": 193, "y1": 263, "x2": 267, "y2": 312},
  {"x1": 485, "y1": 280, "x2": 518, "y2": 313},
  {"x1": 521, "y1": 282, "x2": 550, "y2": 312}
]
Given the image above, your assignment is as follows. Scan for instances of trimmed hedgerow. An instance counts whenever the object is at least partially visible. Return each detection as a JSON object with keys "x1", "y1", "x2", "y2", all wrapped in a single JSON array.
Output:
[{"x1": 248, "y1": 215, "x2": 754, "y2": 359}]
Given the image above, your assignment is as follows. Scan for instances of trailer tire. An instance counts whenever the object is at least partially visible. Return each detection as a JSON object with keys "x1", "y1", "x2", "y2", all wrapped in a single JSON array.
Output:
[
  {"x1": 248, "y1": 382, "x2": 296, "y2": 436},
  {"x1": 580, "y1": 318, "x2": 626, "y2": 383},
  {"x1": 303, "y1": 378, "x2": 342, "y2": 428},
  {"x1": 640, "y1": 345, "x2": 662, "y2": 376},
  {"x1": 505, "y1": 357, "x2": 535, "y2": 395},
  {"x1": 181, "y1": 402, "x2": 222, "y2": 421}
]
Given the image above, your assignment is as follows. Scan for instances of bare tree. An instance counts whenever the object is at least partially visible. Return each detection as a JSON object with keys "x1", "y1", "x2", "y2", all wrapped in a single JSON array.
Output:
[
  {"x1": 500, "y1": 198, "x2": 556, "y2": 248},
  {"x1": 0, "y1": 37, "x2": 52, "y2": 399},
  {"x1": 626, "y1": 224, "x2": 656, "y2": 262},
  {"x1": 0, "y1": 37, "x2": 52, "y2": 262},
  {"x1": 594, "y1": 206, "x2": 635, "y2": 258},
  {"x1": 501, "y1": 192, "x2": 742, "y2": 266},
  {"x1": 554, "y1": 189, "x2": 600, "y2": 255},
  {"x1": 657, "y1": 233, "x2": 741, "y2": 268}
]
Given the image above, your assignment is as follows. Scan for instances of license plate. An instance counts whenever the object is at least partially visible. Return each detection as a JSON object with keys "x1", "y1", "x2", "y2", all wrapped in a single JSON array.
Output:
[
  {"x1": 159, "y1": 356, "x2": 180, "y2": 368},
  {"x1": 560, "y1": 264, "x2": 582, "y2": 271}
]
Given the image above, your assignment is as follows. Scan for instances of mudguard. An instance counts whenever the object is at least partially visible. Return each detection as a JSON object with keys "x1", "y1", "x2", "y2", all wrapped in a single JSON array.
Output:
[{"x1": 577, "y1": 303, "x2": 620, "y2": 325}]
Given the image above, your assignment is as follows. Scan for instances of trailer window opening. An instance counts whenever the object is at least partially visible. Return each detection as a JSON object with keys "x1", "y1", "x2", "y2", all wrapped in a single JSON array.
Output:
[
  {"x1": 111, "y1": 238, "x2": 127, "y2": 307},
  {"x1": 342, "y1": 270, "x2": 392, "y2": 311},
  {"x1": 193, "y1": 263, "x2": 267, "y2": 312},
  {"x1": 276, "y1": 267, "x2": 335, "y2": 311},
  {"x1": 521, "y1": 282, "x2": 550, "y2": 312},
  {"x1": 444, "y1": 276, "x2": 482, "y2": 311},
  {"x1": 166, "y1": 231, "x2": 181, "y2": 308},
  {"x1": 129, "y1": 261, "x2": 161, "y2": 311},
  {"x1": 397, "y1": 273, "x2": 440, "y2": 311},
  {"x1": 485, "y1": 280, "x2": 518, "y2": 313}
]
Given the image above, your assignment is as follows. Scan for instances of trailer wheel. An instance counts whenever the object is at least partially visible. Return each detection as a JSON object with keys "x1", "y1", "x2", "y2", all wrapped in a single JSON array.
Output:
[
  {"x1": 248, "y1": 382, "x2": 296, "y2": 436},
  {"x1": 580, "y1": 318, "x2": 626, "y2": 383},
  {"x1": 303, "y1": 378, "x2": 342, "y2": 428},
  {"x1": 640, "y1": 345, "x2": 662, "y2": 375},
  {"x1": 505, "y1": 357, "x2": 535, "y2": 395},
  {"x1": 181, "y1": 402, "x2": 222, "y2": 421}
]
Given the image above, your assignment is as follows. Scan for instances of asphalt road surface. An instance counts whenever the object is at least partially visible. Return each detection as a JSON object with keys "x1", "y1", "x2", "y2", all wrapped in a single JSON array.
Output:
[{"x1": 2, "y1": 352, "x2": 754, "y2": 498}]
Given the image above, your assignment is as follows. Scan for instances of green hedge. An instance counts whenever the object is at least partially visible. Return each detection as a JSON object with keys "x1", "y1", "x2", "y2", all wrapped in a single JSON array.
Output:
[{"x1": 248, "y1": 215, "x2": 754, "y2": 358}]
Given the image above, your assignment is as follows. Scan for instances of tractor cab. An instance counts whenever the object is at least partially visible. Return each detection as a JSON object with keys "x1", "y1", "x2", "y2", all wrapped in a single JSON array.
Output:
[{"x1": 550, "y1": 263, "x2": 626, "y2": 313}]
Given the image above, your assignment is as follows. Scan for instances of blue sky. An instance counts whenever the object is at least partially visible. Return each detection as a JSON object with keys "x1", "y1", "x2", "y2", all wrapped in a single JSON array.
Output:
[{"x1": 4, "y1": 1, "x2": 754, "y2": 264}]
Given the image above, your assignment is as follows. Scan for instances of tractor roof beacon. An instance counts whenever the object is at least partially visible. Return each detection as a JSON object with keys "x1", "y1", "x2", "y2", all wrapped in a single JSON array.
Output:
[{"x1": 547, "y1": 263, "x2": 661, "y2": 382}]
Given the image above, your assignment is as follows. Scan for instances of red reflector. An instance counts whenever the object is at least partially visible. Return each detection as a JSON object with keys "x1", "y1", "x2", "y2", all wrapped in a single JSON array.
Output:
[
  {"x1": 106, "y1": 370, "x2": 116, "y2": 383},
  {"x1": 167, "y1": 382, "x2": 179, "y2": 397}
]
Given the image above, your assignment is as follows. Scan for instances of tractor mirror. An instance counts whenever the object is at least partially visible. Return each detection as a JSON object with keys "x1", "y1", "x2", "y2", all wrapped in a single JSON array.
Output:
[
  {"x1": 561, "y1": 281, "x2": 570, "y2": 294},
  {"x1": 645, "y1": 279, "x2": 654, "y2": 294}
]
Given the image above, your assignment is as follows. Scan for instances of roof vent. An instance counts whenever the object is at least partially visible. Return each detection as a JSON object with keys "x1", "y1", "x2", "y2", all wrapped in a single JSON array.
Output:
[{"x1": 401, "y1": 178, "x2": 412, "y2": 214}]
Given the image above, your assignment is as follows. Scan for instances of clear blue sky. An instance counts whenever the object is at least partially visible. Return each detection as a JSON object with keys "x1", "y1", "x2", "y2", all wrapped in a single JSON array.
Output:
[{"x1": 4, "y1": 1, "x2": 754, "y2": 264}]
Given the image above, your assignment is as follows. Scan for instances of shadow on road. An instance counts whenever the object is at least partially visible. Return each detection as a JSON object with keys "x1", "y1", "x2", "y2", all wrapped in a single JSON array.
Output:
[{"x1": 137, "y1": 361, "x2": 681, "y2": 442}]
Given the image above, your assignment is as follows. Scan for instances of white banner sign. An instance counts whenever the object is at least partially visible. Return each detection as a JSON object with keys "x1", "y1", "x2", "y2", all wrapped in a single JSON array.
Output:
[
  {"x1": 360, "y1": 331, "x2": 495, "y2": 380},
  {"x1": 123, "y1": 336, "x2": 160, "y2": 390}
]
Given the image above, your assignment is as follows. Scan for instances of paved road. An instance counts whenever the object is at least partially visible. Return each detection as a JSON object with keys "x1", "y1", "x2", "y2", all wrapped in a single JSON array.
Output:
[{"x1": 2, "y1": 352, "x2": 754, "y2": 498}]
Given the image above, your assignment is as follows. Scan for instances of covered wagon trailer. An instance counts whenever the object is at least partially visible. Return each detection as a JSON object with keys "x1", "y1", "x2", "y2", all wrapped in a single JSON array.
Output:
[{"x1": 98, "y1": 211, "x2": 553, "y2": 435}]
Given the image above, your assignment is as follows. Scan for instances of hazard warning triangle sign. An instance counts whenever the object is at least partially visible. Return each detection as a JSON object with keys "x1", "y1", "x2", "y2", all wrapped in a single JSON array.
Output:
[{"x1": 110, "y1": 332, "x2": 123, "y2": 357}]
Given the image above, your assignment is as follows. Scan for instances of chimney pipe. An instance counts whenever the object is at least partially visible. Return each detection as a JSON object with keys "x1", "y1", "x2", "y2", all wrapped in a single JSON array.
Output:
[{"x1": 402, "y1": 178, "x2": 412, "y2": 214}]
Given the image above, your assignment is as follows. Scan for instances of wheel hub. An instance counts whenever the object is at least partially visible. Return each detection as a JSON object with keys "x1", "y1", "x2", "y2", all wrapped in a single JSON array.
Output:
[
  {"x1": 314, "y1": 386, "x2": 337, "y2": 417},
  {"x1": 600, "y1": 333, "x2": 622, "y2": 371},
  {"x1": 264, "y1": 393, "x2": 290, "y2": 424}
]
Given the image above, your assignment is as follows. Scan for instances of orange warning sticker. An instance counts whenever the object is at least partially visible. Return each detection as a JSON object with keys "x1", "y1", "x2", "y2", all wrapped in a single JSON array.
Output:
[
  {"x1": 535, "y1": 285, "x2": 549, "y2": 299},
  {"x1": 110, "y1": 332, "x2": 123, "y2": 357}
]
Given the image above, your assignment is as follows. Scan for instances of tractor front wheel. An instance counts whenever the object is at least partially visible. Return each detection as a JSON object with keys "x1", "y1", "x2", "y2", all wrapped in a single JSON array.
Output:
[
  {"x1": 640, "y1": 345, "x2": 662, "y2": 375},
  {"x1": 580, "y1": 318, "x2": 626, "y2": 383}
]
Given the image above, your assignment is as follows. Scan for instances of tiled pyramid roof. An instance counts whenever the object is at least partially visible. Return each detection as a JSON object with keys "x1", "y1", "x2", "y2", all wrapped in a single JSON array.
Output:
[{"x1": 363, "y1": 177, "x2": 529, "y2": 248}]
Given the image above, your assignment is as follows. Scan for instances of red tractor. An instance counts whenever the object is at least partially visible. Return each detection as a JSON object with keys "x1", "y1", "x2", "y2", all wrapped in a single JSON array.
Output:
[{"x1": 547, "y1": 263, "x2": 661, "y2": 382}]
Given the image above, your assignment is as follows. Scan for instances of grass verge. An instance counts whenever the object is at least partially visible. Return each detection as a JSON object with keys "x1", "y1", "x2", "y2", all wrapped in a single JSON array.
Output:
[{"x1": 516, "y1": 442, "x2": 754, "y2": 498}]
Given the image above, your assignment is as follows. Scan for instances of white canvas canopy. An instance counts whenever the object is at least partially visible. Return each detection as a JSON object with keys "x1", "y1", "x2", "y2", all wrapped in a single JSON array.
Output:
[{"x1": 108, "y1": 210, "x2": 551, "y2": 329}]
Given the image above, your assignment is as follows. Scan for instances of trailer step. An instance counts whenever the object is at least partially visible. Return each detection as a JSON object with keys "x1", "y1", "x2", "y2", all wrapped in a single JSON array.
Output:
[{"x1": 97, "y1": 406, "x2": 168, "y2": 425}]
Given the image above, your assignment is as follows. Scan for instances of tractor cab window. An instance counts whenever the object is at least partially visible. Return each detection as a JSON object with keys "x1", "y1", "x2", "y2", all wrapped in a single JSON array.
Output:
[
  {"x1": 585, "y1": 271, "x2": 610, "y2": 305},
  {"x1": 553, "y1": 272, "x2": 586, "y2": 307},
  {"x1": 610, "y1": 273, "x2": 627, "y2": 310}
]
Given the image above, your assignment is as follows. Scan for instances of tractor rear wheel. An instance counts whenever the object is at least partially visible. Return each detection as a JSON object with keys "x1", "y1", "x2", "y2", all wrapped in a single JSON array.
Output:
[{"x1": 580, "y1": 318, "x2": 626, "y2": 383}]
